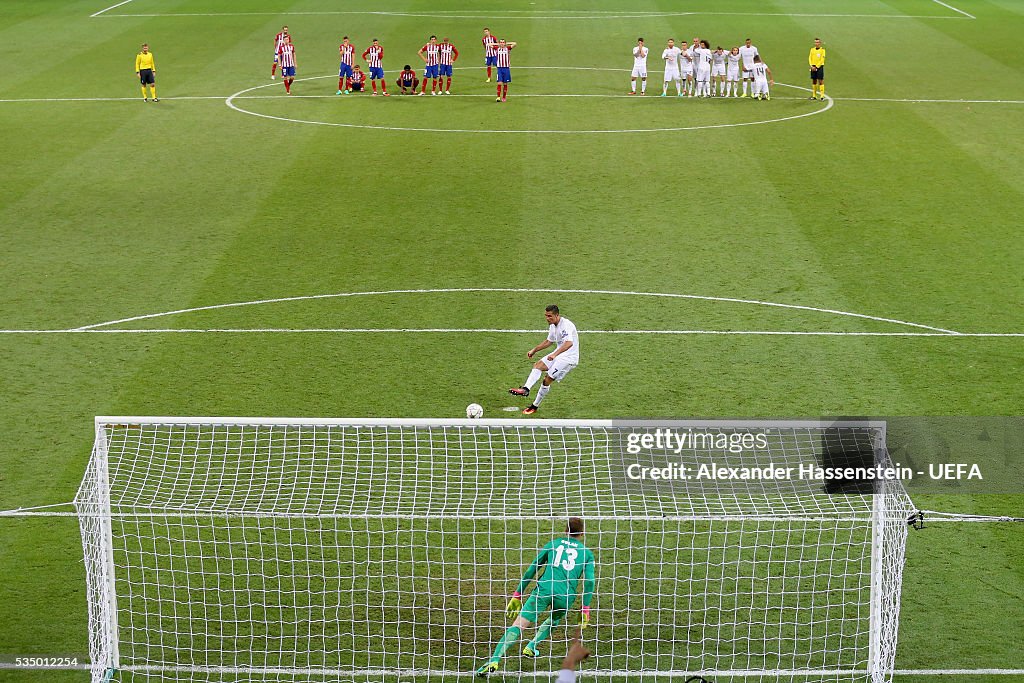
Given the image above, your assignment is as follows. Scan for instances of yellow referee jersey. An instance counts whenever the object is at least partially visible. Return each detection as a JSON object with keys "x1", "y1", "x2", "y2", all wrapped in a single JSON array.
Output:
[
  {"x1": 808, "y1": 46, "x2": 825, "y2": 68},
  {"x1": 135, "y1": 52, "x2": 155, "y2": 72}
]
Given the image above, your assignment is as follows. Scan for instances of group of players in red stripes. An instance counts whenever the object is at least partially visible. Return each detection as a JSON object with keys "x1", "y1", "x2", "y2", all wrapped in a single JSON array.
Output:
[{"x1": 270, "y1": 26, "x2": 519, "y2": 101}]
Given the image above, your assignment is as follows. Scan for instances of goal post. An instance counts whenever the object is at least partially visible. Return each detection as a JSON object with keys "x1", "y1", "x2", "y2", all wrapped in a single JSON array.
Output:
[{"x1": 74, "y1": 417, "x2": 916, "y2": 683}]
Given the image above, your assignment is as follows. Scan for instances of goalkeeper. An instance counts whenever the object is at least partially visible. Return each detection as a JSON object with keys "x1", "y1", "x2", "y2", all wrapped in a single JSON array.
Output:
[{"x1": 477, "y1": 518, "x2": 595, "y2": 677}]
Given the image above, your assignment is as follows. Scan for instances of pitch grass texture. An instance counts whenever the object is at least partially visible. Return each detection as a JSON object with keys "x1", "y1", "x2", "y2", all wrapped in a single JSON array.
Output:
[{"x1": 1, "y1": 0, "x2": 1023, "y2": 681}]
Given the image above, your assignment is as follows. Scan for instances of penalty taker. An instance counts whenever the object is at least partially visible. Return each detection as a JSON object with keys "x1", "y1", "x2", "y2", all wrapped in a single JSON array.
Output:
[{"x1": 477, "y1": 518, "x2": 595, "y2": 677}]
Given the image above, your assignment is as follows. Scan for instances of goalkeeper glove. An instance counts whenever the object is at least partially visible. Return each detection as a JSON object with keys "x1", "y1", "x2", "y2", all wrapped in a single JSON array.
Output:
[
  {"x1": 506, "y1": 592, "x2": 523, "y2": 620},
  {"x1": 581, "y1": 605, "x2": 591, "y2": 629}
]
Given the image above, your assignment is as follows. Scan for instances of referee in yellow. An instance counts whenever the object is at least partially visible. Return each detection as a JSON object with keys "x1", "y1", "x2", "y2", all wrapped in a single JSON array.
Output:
[
  {"x1": 135, "y1": 43, "x2": 158, "y2": 102},
  {"x1": 808, "y1": 37, "x2": 825, "y2": 100}
]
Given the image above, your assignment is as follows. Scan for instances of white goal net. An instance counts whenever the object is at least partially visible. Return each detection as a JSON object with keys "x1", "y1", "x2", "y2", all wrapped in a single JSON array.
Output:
[{"x1": 75, "y1": 418, "x2": 916, "y2": 683}]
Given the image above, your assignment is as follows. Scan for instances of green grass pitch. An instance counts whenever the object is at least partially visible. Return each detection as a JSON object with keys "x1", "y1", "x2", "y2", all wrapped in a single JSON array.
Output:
[{"x1": 1, "y1": 0, "x2": 1023, "y2": 681}]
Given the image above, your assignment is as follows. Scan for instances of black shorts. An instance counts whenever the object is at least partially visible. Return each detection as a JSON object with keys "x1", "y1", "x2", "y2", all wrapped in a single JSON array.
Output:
[
  {"x1": 351, "y1": 82, "x2": 364, "y2": 91},
  {"x1": 810, "y1": 66, "x2": 824, "y2": 81},
  {"x1": 138, "y1": 69, "x2": 155, "y2": 85},
  {"x1": 398, "y1": 79, "x2": 417, "y2": 89}
]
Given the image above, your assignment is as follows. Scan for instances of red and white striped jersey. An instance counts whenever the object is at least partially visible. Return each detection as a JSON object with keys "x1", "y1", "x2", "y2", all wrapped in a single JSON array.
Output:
[
  {"x1": 439, "y1": 42, "x2": 459, "y2": 65},
  {"x1": 274, "y1": 31, "x2": 289, "y2": 51},
  {"x1": 339, "y1": 43, "x2": 355, "y2": 66},
  {"x1": 495, "y1": 44, "x2": 513, "y2": 67},
  {"x1": 482, "y1": 35, "x2": 498, "y2": 56},
  {"x1": 421, "y1": 43, "x2": 440, "y2": 66},
  {"x1": 399, "y1": 68, "x2": 417, "y2": 82},
  {"x1": 363, "y1": 45, "x2": 384, "y2": 68},
  {"x1": 277, "y1": 43, "x2": 296, "y2": 68},
  {"x1": 350, "y1": 69, "x2": 365, "y2": 84}
]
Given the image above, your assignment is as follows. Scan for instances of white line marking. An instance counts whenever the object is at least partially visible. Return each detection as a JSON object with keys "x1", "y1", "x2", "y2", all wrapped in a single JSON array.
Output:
[
  {"x1": 0, "y1": 661, "x2": 1020, "y2": 675},
  {"x1": 3, "y1": 94, "x2": 1022, "y2": 105},
  {"x1": 89, "y1": 0, "x2": 134, "y2": 17},
  {"x1": 35, "y1": 288, "x2": 959, "y2": 334},
  {"x1": 93, "y1": 10, "x2": 969, "y2": 20},
  {"x1": 929, "y1": 0, "x2": 976, "y2": 19},
  {"x1": 225, "y1": 75, "x2": 833, "y2": 134},
  {"x1": 4, "y1": 329, "x2": 1024, "y2": 337}
]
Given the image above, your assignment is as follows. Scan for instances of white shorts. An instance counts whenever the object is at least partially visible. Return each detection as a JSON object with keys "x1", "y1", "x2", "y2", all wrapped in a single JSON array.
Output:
[
  {"x1": 541, "y1": 355, "x2": 577, "y2": 382},
  {"x1": 712, "y1": 64, "x2": 726, "y2": 77},
  {"x1": 742, "y1": 68, "x2": 754, "y2": 80},
  {"x1": 680, "y1": 67, "x2": 693, "y2": 78},
  {"x1": 753, "y1": 78, "x2": 769, "y2": 93},
  {"x1": 696, "y1": 69, "x2": 711, "y2": 82},
  {"x1": 631, "y1": 66, "x2": 647, "y2": 78},
  {"x1": 664, "y1": 68, "x2": 680, "y2": 81},
  {"x1": 727, "y1": 68, "x2": 740, "y2": 81}
]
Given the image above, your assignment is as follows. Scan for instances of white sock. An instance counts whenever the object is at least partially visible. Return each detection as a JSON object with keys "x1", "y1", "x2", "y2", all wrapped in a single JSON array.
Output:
[
  {"x1": 743, "y1": 80, "x2": 748, "y2": 95},
  {"x1": 641, "y1": 79, "x2": 646, "y2": 93},
  {"x1": 534, "y1": 384, "x2": 551, "y2": 406},
  {"x1": 630, "y1": 79, "x2": 636, "y2": 93},
  {"x1": 663, "y1": 82, "x2": 669, "y2": 94},
  {"x1": 675, "y1": 80, "x2": 681, "y2": 95},
  {"x1": 524, "y1": 368, "x2": 542, "y2": 390}
]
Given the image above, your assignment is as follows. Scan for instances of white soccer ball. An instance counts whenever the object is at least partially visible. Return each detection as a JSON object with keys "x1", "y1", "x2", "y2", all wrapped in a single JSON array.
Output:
[{"x1": 466, "y1": 403, "x2": 484, "y2": 419}]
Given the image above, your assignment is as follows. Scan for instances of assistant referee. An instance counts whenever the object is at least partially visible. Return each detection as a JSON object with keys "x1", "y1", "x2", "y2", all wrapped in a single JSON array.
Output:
[
  {"x1": 808, "y1": 37, "x2": 825, "y2": 100},
  {"x1": 135, "y1": 43, "x2": 158, "y2": 102}
]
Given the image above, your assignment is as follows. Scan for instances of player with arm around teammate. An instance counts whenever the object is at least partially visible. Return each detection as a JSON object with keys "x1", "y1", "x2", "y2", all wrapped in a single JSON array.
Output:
[
  {"x1": 711, "y1": 46, "x2": 727, "y2": 96},
  {"x1": 630, "y1": 38, "x2": 649, "y2": 95},
  {"x1": 476, "y1": 518, "x2": 595, "y2": 677},
  {"x1": 725, "y1": 46, "x2": 741, "y2": 97},
  {"x1": 508, "y1": 305, "x2": 579, "y2": 415}
]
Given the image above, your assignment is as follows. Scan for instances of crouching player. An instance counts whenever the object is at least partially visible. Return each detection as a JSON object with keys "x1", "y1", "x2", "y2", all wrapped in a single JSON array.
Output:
[
  {"x1": 476, "y1": 518, "x2": 595, "y2": 677},
  {"x1": 751, "y1": 55, "x2": 773, "y2": 100},
  {"x1": 397, "y1": 65, "x2": 419, "y2": 94},
  {"x1": 348, "y1": 64, "x2": 366, "y2": 92}
]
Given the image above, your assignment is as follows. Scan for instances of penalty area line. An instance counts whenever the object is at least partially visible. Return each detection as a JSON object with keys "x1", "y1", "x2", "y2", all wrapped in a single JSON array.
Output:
[
  {"x1": 929, "y1": 0, "x2": 976, "y2": 19},
  {"x1": 90, "y1": 0, "x2": 135, "y2": 17}
]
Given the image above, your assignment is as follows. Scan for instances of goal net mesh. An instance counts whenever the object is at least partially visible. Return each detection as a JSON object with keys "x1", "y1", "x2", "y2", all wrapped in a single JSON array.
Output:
[{"x1": 75, "y1": 419, "x2": 915, "y2": 683}]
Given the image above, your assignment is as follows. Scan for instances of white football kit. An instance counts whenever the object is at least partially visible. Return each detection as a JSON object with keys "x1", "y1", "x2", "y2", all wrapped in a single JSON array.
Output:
[
  {"x1": 631, "y1": 46, "x2": 649, "y2": 78},
  {"x1": 738, "y1": 44, "x2": 759, "y2": 78},
  {"x1": 679, "y1": 47, "x2": 694, "y2": 75},
  {"x1": 712, "y1": 50, "x2": 727, "y2": 76},
  {"x1": 544, "y1": 317, "x2": 579, "y2": 381},
  {"x1": 751, "y1": 62, "x2": 770, "y2": 96},
  {"x1": 662, "y1": 46, "x2": 682, "y2": 80},
  {"x1": 726, "y1": 52, "x2": 741, "y2": 81}
]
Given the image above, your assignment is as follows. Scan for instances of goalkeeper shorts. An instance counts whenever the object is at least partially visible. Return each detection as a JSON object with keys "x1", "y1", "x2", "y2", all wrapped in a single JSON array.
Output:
[{"x1": 519, "y1": 591, "x2": 574, "y2": 624}]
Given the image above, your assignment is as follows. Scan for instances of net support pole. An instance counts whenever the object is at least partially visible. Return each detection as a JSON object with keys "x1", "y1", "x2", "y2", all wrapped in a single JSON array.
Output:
[
  {"x1": 867, "y1": 426, "x2": 887, "y2": 683},
  {"x1": 94, "y1": 422, "x2": 121, "y2": 675}
]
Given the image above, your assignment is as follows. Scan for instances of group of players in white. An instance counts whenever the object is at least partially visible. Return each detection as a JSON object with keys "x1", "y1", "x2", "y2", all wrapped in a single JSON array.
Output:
[{"x1": 631, "y1": 37, "x2": 773, "y2": 99}]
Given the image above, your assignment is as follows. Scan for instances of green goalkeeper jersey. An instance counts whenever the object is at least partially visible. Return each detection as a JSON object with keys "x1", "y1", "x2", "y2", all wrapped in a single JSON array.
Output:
[{"x1": 516, "y1": 536, "x2": 596, "y2": 607}]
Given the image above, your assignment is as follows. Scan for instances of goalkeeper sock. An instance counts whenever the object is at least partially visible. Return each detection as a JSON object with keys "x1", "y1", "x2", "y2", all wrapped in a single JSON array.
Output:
[
  {"x1": 141, "y1": 86, "x2": 147, "y2": 99},
  {"x1": 524, "y1": 369, "x2": 542, "y2": 390},
  {"x1": 150, "y1": 86, "x2": 157, "y2": 99},
  {"x1": 534, "y1": 384, "x2": 551, "y2": 406},
  {"x1": 819, "y1": 84, "x2": 825, "y2": 98},
  {"x1": 529, "y1": 617, "x2": 555, "y2": 649},
  {"x1": 490, "y1": 625, "x2": 521, "y2": 662}
]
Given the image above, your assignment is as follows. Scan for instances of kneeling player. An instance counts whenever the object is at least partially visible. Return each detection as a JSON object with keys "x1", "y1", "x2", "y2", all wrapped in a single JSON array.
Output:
[
  {"x1": 397, "y1": 65, "x2": 419, "y2": 94},
  {"x1": 476, "y1": 518, "x2": 595, "y2": 677},
  {"x1": 751, "y1": 55, "x2": 773, "y2": 100},
  {"x1": 509, "y1": 305, "x2": 578, "y2": 415},
  {"x1": 349, "y1": 65, "x2": 366, "y2": 92}
]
